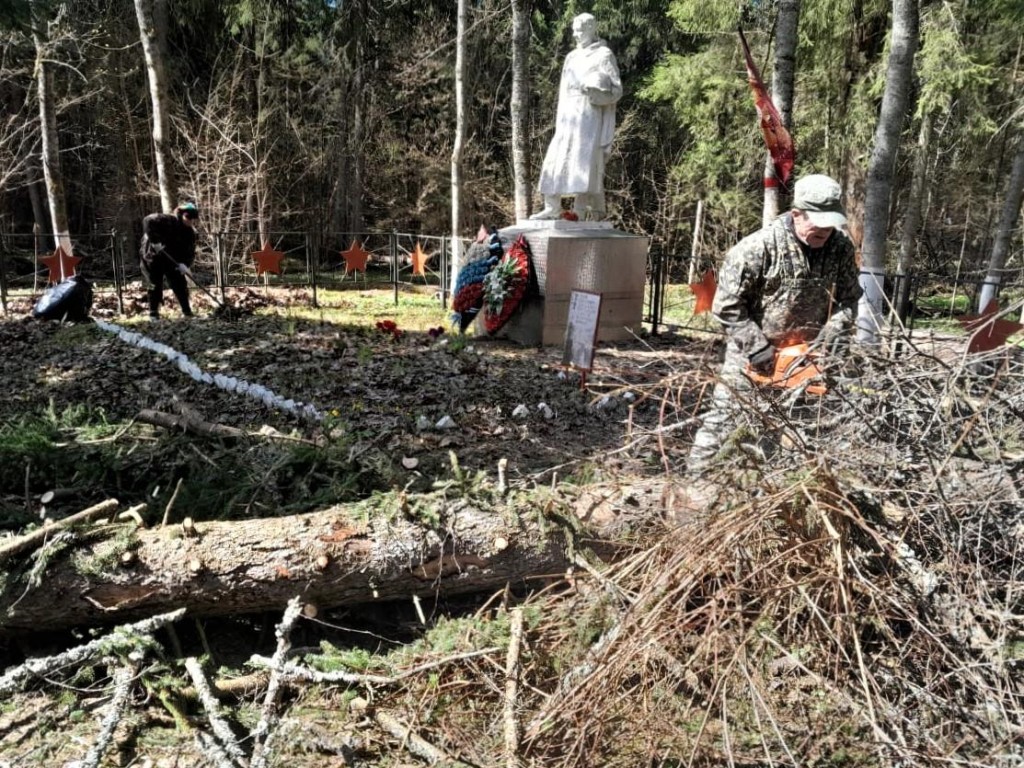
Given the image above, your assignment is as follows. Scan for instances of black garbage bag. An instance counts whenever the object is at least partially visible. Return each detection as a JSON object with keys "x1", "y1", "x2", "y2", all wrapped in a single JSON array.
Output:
[{"x1": 33, "y1": 275, "x2": 93, "y2": 322}]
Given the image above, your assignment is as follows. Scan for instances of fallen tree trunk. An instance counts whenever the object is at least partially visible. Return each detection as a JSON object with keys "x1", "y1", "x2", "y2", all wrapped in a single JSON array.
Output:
[{"x1": 0, "y1": 487, "x2": 631, "y2": 633}]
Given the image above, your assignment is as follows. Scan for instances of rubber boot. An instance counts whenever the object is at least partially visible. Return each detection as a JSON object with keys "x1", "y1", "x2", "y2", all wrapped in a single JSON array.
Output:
[{"x1": 148, "y1": 288, "x2": 162, "y2": 320}]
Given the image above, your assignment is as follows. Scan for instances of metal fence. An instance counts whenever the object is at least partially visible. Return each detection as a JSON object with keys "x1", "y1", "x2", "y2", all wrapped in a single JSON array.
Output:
[
  {"x1": 0, "y1": 229, "x2": 469, "y2": 314},
  {"x1": 645, "y1": 245, "x2": 1024, "y2": 335},
  {"x1": 6, "y1": 227, "x2": 1021, "y2": 331}
]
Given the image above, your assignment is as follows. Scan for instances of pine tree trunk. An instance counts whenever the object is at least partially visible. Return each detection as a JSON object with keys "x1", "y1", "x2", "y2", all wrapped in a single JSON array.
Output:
[
  {"x1": 978, "y1": 137, "x2": 1024, "y2": 312},
  {"x1": 511, "y1": 0, "x2": 532, "y2": 221},
  {"x1": 134, "y1": 0, "x2": 177, "y2": 213},
  {"x1": 0, "y1": 500, "x2": 584, "y2": 633},
  {"x1": 895, "y1": 112, "x2": 932, "y2": 322},
  {"x1": 857, "y1": 0, "x2": 919, "y2": 344}
]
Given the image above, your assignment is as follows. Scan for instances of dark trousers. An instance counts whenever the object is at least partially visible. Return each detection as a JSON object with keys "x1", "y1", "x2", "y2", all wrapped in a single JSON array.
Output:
[{"x1": 141, "y1": 256, "x2": 192, "y2": 317}]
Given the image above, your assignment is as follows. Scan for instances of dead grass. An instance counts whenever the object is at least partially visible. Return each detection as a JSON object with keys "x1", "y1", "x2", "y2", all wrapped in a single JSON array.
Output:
[{"x1": 512, "y1": 327, "x2": 1024, "y2": 767}]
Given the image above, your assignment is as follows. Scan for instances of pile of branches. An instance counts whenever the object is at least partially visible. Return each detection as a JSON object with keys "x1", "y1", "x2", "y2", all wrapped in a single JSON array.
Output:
[
  {"x1": 519, "y1": 335, "x2": 1024, "y2": 765},
  {"x1": 2, "y1": 330, "x2": 1022, "y2": 767}
]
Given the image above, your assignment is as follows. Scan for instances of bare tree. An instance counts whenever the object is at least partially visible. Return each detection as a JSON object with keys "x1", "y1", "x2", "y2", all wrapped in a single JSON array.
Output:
[
  {"x1": 978, "y1": 137, "x2": 1024, "y2": 312},
  {"x1": 0, "y1": 48, "x2": 36, "y2": 198},
  {"x1": 511, "y1": 0, "x2": 531, "y2": 221},
  {"x1": 450, "y1": 0, "x2": 467, "y2": 294},
  {"x1": 30, "y1": 1, "x2": 73, "y2": 262},
  {"x1": 857, "y1": 0, "x2": 919, "y2": 345},
  {"x1": 134, "y1": 0, "x2": 176, "y2": 212},
  {"x1": 894, "y1": 112, "x2": 932, "y2": 321},
  {"x1": 763, "y1": 0, "x2": 799, "y2": 225}
]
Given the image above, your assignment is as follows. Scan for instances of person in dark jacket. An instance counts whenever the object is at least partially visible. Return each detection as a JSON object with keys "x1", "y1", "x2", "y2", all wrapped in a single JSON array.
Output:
[{"x1": 140, "y1": 201, "x2": 199, "y2": 320}]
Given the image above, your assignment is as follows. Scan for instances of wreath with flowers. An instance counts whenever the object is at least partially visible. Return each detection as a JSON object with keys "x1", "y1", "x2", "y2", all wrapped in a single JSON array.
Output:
[{"x1": 482, "y1": 235, "x2": 531, "y2": 334}]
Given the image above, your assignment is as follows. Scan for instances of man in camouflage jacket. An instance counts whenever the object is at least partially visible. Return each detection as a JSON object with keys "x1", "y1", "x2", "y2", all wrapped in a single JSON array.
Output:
[{"x1": 688, "y1": 174, "x2": 862, "y2": 472}]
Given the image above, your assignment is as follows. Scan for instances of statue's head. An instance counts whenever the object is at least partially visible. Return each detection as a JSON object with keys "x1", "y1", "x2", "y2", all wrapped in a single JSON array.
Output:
[{"x1": 572, "y1": 13, "x2": 597, "y2": 46}]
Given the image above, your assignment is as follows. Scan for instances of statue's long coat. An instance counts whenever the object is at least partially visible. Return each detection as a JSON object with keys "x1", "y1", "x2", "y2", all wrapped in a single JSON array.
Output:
[{"x1": 538, "y1": 39, "x2": 622, "y2": 197}]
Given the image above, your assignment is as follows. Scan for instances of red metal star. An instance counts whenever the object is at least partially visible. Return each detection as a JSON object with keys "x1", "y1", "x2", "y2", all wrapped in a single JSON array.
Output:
[
  {"x1": 689, "y1": 269, "x2": 717, "y2": 315},
  {"x1": 341, "y1": 240, "x2": 369, "y2": 276},
  {"x1": 251, "y1": 244, "x2": 285, "y2": 276},
  {"x1": 410, "y1": 242, "x2": 431, "y2": 276},
  {"x1": 40, "y1": 247, "x2": 81, "y2": 284},
  {"x1": 958, "y1": 300, "x2": 1023, "y2": 353}
]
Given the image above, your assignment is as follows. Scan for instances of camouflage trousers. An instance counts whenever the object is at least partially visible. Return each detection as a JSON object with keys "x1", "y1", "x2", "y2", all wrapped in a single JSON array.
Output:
[{"x1": 687, "y1": 348, "x2": 760, "y2": 474}]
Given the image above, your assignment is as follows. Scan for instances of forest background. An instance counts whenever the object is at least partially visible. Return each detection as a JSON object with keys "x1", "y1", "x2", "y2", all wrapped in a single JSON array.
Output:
[
  {"x1": 3, "y1": 3, "x2": 1024, "y2": 766},
  {"x1": 2, "y1": 0, "x2": 1024, "y2": 312}
]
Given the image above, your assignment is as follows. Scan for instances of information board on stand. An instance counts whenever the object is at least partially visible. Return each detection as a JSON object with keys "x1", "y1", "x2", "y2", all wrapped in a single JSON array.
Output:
[{"x1": 561, "y1": 290, "x2": 602, "y2": 386}]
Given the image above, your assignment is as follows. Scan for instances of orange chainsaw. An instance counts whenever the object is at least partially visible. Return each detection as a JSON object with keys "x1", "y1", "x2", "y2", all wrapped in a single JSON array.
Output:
[{"x1": 747, "y1": 343, "x2": 827, "y2": 395}]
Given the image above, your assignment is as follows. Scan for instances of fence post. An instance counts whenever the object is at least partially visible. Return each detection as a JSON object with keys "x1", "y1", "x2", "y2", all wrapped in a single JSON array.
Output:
[
  {"x1": 216, "y1": 232, "x2": 228, "y2": 303},
  {"x1": 307, "y1": 230, "x2": 319, "y2": 308},
  {"x1": 392, "y1": 229, "x2": 399, "y2": 307},
  {"x1": 647, "y1": 242, "x2": 662, "y2": 336},
  {"x1": 440, "y1": 236, "x2": 448, "y2": 309},
  {"x1": 33, "y1": 226, "x2": 42, "y2": 295},
  {"x1": 111, "y1": 230, "x2": 124, "y2": 315},
  {"x1": 0, "y1": 241, "x2": 7, "y2": 314}
]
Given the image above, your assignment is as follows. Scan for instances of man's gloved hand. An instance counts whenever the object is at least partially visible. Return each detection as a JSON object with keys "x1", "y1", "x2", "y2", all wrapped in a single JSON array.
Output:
[
  {"x1": 177, "y1": 263, "x2": 191, "y2": 276},
  {"x1": 748, "y1": 344, "x2": 776, "y2": 375}
]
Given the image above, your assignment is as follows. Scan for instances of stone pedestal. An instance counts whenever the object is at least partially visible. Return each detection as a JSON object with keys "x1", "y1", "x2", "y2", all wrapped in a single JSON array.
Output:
[{"x1": 490, "y1": 220, "x2": 649, "y2": 346}]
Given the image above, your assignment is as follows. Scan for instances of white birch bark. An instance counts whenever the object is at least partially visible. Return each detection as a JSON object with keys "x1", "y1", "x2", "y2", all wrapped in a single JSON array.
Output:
[
  {"x1": 857, "y1": 0, "x2": 919, "y2": 344},
  {"x1": 450, "y1": 0, "x2": 467, "y2": 293},
  {"x1": 763, "y1": 0, "x2": 800, "y2": 226},
  {"x1": 134, "y1": 0, "x2": 177, "y2": 213},
  {"x1": 255, "y1": 18, "x2": 272, "y2": 246},
  {"x1": 31, "y1": 3, "x2": 73, "y2": 264}
]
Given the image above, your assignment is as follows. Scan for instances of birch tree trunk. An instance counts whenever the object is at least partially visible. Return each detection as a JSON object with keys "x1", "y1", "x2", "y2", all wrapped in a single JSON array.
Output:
[
  {"x1": 511, "y1": 0, "x2": 532, "y2": 221},
  {"x1": 255, "y1": 18, "x2": 272, "y2": 245},
  {"x1": 134, "y1": 0, "x2": 177, "y2": 213},
  {"x1": 978, "y1": 138, "x2": 1024, "y2": 312},
  {"x1": 762, "y1": 0, "x2": 800, "y2": 226},
  {"x1": 31, "y1": 4, "x2": 73, "y2": 263},
  {"x1": 857, "y1": 0, "x2": 919, "y2": 345},
  {"x1": 348, "y1": 64, "x2": 365, "y2": 234},
  {"x1": 450, "y1": 0, "x2": 467, "y2": 294},
  {"x1": 894, "y1": 112, "x2": 931, "y2": 322}
]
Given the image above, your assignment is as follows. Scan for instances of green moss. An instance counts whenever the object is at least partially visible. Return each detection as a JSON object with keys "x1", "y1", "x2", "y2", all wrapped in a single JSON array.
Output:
[
  {"x1": 306, "y1": 643, "x2": 374, "y2": 673},
  {"x1": 71, "y1": 524, "x2": 140, "y2": 578}
]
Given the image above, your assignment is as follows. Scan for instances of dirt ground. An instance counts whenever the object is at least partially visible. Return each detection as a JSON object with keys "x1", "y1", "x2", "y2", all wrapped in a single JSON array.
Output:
[
  {"x1": 0, "y1": 286, "x2": 713, "y2": 765},
  {"x1": 6, "y1": 287, "x2": 1020, "y2": 767},
  {"x1": 0, "y1": 286, "x2": 714, "y2": 494}
]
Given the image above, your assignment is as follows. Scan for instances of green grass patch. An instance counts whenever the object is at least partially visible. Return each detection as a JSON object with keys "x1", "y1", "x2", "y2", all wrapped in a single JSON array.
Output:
[
  {"x1": 269, "y1": 288, "x2": 450, "y2": 332},
  {"x1": 649, "y1": 283, "x2": 719, "y2": 331}
]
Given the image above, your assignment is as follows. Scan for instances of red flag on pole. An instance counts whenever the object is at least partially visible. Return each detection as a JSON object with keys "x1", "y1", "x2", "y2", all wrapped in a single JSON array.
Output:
[{"x1": 738, "y1": 28, "x2": 795, "y2": 192}]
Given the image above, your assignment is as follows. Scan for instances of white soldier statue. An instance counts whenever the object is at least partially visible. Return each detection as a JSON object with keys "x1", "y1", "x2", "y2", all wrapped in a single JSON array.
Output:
[{"x1": 530, "y1": 13, "x2": 622, "y2": 221}]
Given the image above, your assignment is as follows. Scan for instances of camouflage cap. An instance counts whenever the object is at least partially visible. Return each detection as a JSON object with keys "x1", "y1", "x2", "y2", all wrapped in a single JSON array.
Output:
[{"x1": 792, "y1": 174, "x2": 846, "y2": 229}]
